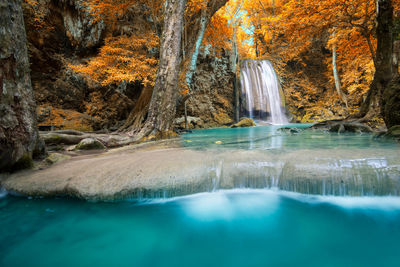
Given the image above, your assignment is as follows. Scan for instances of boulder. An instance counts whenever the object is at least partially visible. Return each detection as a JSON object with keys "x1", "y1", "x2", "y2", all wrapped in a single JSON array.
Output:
[
  {"x1": 231, "y1": 118, "x2": 256, "y2": 128},
  {"x1": 75, "y1": 138, "x2": 105, "y2": 150},
  {"x1": 174, "y1": 116, "x2": 204, "y2": 130}
]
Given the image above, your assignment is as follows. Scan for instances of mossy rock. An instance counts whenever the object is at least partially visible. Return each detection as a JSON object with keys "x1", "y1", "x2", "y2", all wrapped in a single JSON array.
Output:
[
  {"x1": 231, "y1": 118, "x2": 256, "y2": 128},
  {"x1": 75, "y1": 138, "x2": 106, "y2": 150},
  {"x1": 45, "y1": 153, "x2": 71, "y2": 165}
]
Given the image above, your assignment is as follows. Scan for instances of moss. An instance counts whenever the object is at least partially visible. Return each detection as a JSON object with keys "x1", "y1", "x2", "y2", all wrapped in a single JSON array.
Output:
[
  {"x1": 12, "y1": 153, "x2": 34, "y2": 171},
  {"x1": 75, "y1": 138, "x2": 106, "y2": 150}
]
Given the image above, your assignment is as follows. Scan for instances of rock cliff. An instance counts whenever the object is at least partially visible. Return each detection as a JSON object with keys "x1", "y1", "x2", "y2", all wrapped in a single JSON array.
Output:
[{"x1": 0, "y1": 0, "x2": 44, "y2": 171}]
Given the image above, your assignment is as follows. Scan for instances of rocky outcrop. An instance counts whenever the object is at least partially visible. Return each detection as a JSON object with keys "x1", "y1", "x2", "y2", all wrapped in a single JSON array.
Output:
[
  {"x1": 177, "y1": 52, "x2": 234, "y2": 128},
  {"x1": 0, "y1": 0, "x2": 44, "y2": 172}
]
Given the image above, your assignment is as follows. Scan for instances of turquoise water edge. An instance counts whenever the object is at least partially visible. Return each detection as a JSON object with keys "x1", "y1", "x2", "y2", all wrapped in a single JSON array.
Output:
[{"x1": 1, "y1": 125, "x2": 400, "y2": 266}]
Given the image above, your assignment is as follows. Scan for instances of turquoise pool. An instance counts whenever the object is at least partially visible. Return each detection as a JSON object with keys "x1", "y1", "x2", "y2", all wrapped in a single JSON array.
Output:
[{"x1": 1, "y1": 190, "x2": 400, "y2": 266}]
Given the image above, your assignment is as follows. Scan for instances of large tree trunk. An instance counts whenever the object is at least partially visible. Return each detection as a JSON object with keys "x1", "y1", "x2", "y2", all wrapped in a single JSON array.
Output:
[
  {"x1": 360, "y1": 0, "x2": 393, "y2": 122},
  {"x1": 124, "y1": 0, "x2": 228, "y2": 135},
  {"x1": 135, "y1": 0, "x2": 187, "y2": 139},
  {"x1": 0, "y1": 0, "x2": 44, "y2": 172}
]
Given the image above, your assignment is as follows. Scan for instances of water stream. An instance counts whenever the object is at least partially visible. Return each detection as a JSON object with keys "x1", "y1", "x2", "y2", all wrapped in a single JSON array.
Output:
[{"x1": 240, "y1": 60, "x2": 288, "y2": 124}]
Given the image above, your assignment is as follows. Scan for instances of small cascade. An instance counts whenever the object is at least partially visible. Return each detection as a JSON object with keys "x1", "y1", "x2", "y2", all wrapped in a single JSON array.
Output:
[{"x1": 240, "y1": 60, "x2": 288, "y2": 125}]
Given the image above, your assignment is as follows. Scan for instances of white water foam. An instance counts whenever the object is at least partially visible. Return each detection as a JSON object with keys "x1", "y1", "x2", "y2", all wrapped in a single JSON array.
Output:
[{"x1": 135, "y1": 188, "x2": 400, "y2": 211}]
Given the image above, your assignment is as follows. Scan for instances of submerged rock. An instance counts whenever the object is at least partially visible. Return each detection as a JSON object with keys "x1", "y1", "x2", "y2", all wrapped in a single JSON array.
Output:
[
  {"x1": 278, "y1": 127, "x2": 302, "y2": 134},
  {"x1": 75, "y1": 138, "x2": 105, "y2": 150},
  {"x1": 231, "y1": 118, "x2": 256, "y2": 128}
]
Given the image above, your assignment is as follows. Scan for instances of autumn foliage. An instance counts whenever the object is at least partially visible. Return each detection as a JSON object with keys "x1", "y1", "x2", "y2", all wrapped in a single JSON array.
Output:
[{"x1": 70, "y1": 34, "x2": 159, "y2": 87}]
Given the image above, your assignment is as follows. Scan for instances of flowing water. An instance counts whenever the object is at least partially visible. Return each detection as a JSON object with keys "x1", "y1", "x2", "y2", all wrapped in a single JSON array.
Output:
[
  {"x1": 1, "y1": 125, "x2": 400, "y2": 266},
  {"x1": 240, "y1": 60, "x2": 288, "y2": 124}
]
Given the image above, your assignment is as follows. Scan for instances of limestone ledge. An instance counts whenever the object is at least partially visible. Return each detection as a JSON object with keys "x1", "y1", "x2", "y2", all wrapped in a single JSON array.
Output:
[{"x1": 2, "y1": 143, "x2": 400, "y2": 201}]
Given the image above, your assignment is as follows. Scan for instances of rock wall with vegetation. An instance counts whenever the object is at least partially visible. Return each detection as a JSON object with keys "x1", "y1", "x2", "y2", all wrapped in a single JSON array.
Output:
[
  {"x1": 23, "y1": 0, "x2": 234, "y2": 132},
  {"x1": 24, "y1": 0, "x2": 149, "y2": 131},
  {"x1": 176, "y1": 52, "x2": 234, "y2": 129}
]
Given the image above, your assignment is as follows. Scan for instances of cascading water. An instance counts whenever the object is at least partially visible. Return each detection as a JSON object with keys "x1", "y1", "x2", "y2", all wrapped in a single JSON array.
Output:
[{"x1": 241, "y1": 60, "x2": 288, "y2": 125}]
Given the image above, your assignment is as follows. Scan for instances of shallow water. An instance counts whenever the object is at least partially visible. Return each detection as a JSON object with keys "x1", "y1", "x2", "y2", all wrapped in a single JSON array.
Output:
[
  {"x1": 1, "y1": 190, "x2": 400, "y2": 267},
  {"x1": 181, "y1": 124, "x2": 397, "y2": 151}
]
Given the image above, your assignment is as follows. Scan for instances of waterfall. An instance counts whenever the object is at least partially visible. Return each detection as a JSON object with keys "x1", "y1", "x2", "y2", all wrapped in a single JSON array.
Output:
[{"x1": 240, "y1": 60, "x2": 288, "y2": 125}]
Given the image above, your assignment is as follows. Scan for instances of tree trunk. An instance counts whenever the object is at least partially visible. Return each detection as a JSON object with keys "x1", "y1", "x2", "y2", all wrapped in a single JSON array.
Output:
[
  {"x1": 135, "y1": 0, "x2": 187, "y2": 139},
  {"x1": 0, "y1": 0, "x2": 44, "y2": 172},
  {"x1": 233, "y1": 75, "x2": 240, "y2": 122},
  {"x1": 332, "y1": 39, "x2": 348, "y2": 108},
  {"x1": 360, "y1": 0, "x2": 393, "y2": 122},
  {"x1": 380, "y1": 0, "x2": 400, "y2": 128}
]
